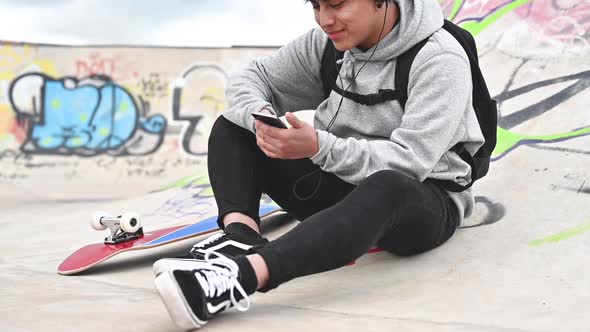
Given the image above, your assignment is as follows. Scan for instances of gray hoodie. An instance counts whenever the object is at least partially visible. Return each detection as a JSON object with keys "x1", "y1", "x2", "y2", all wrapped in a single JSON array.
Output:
[{"x1": 223, "y1": 0, "x2": 485, "y2": 224}]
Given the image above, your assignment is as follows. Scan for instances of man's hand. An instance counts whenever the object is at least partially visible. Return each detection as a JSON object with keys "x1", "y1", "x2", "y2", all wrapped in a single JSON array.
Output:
[{"x1": 255, "y1": 112, "x2": 319, "y2": 159}]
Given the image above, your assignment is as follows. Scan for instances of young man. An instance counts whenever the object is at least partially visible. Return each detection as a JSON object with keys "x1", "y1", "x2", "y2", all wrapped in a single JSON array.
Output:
[{"x1": 154, "y1": 0, "x2": 484, "y2": 329}]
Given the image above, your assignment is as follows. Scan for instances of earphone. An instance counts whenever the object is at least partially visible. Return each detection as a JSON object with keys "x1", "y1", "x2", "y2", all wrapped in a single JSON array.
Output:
[{"x1": 292, "y1": 0, "x2": 390, "y2": 201}]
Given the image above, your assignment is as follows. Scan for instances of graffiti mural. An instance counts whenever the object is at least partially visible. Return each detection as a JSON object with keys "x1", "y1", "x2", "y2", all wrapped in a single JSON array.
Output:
[
  {"x1": 75, "y1": 52, "x2": 140, "y2": 82},
  {"x1": 440, "y1": 0, "x2": 589, "y2": 51},
  {"x1": 137, "y1": 72, "x2": 168, "y2": 99},
  {"x1": 514, "y1": 0, "x2": 590, "y2": 51},
  {"x1": 492, "y1": 68, "x2": 590, "y2": 159},
  {"x1": 8, "y1": 73, "x2": 167, "y2": 156},
  {"x1": 440, "y1": 0, "x2": 534, "y2": 36},
  {"x1": 171, "y1": 63, "x2": 229, "y2": 156},
  {"x1": 0, "y1": 43, "x2": 276, "y2": 184},
  {"x1": 149, "y1": 173, "x2": 274, "y2": 221},
  {"x1": 529, "y1": 220, "x2": 590, "y2": 247},
  {"x1": 439, "y1": 0, "x2": 590, "y2": 161},
  {"x1": 1, "y1": 45, "x2": 57, "y2": 150},
  {"x1": 0, "y1": 44, "x2": 35, "y2": 82},
  {"x1": 148, "y1": 174, "x2": 217, "y2": 220}
]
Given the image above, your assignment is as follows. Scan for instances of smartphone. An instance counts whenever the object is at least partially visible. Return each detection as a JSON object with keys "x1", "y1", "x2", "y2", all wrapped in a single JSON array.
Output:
[{"x1": 252, "y1": 111, "x2": 288, "y2": 129}]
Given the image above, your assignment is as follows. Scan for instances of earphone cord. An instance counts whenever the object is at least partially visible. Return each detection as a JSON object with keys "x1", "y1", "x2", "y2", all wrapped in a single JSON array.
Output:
[{"x1": 293, "y1": 1, "x2": 389, "y2": 201}]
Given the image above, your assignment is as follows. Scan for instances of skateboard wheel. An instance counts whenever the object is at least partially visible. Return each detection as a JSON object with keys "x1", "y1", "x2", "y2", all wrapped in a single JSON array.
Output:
[
  {"x1": 120, "y1": 212, "x2": 142, "y2": 233},
  {"x1": 91, "y1": 211, "x2": 108, "y2": 231}
]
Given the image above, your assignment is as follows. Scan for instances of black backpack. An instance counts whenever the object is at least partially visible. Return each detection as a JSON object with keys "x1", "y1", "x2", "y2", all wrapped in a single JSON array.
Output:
[{"x1": 320, "y1": 19, "x2": 497, "y2": 192}]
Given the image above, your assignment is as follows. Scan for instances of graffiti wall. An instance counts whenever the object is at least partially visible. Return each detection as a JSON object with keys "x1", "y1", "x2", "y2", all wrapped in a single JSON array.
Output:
[
  {"x1": 0, "y1": 44, "x2": 275, "y2": 187},
  {"x1": 438, "y1": 0, "x2": 590, "y2": 159},
  {"x1": 437, "y1": 0, "x2": 589, "y2": 231},
  {"x1": 0, "y1": 0, "x2": 588, "y2": 200}
]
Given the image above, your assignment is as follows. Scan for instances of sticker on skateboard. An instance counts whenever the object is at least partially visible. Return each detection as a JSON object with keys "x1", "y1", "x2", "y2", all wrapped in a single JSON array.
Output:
[{"x1": 58, "y1": 205, "x2": 282, "y2": 275}]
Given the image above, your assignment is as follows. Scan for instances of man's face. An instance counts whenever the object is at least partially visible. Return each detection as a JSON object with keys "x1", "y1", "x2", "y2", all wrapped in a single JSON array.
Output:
[{"x1": 310, "y1": 0, "x2": 384, "y2": 51}]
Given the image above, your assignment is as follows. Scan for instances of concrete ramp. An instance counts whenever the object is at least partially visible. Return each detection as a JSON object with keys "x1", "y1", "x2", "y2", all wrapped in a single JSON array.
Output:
[{"x1": 1, "y1": 1, "x2": 589, "y2": 331}]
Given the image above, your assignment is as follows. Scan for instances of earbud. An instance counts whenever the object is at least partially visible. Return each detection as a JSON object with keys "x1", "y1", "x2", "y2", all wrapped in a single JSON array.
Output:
[{"x1": 336, "y1": 59, "x2": 343, "y2": 65}]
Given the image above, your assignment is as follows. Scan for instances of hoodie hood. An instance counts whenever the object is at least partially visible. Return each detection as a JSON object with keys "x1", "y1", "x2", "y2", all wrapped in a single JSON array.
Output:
[{"x1": 340, "y1": 0, "x2": 443, "y2": 78}]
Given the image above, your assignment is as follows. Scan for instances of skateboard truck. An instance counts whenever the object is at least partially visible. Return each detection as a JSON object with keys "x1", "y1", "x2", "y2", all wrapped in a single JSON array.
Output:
[{"x1": 91, "y1": 212, "x2": 144, "y2": 244}]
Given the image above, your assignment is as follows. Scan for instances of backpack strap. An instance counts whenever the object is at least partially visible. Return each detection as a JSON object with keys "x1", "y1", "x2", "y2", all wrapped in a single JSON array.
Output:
[
  {"x1": 334, "y1": 86, "x2": 402, "y2": 106},
  {"x1": 394, "y1": 38, "x2": 429, "y2": 109},
  {"x1": 320, "y1": 40, "x2": 343, "y2": 99},
  {"x1": 321, "y1": 40, "x2": 403, "y2": 106}
]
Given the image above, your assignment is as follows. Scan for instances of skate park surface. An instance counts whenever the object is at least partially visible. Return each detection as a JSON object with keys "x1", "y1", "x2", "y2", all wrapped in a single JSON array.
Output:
[{"x1": 1, "y1": 1, "x2": 589, "y2": 331}]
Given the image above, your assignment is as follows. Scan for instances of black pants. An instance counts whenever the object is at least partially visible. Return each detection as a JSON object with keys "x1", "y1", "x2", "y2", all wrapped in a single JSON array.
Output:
[{"x1": 208, "y1": 116, "x2": 459, "y2": 291}]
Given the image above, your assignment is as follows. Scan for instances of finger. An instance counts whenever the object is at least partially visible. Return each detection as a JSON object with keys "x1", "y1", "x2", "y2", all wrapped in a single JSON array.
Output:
[
  {"x1": 259, "y1": 132, "x2": 285, "y2": 151},
  {"x1": 257, "y1": 118, "x2": 278, "y2": 130},
  {"x1": 255, "y1": 119, "x2": 272, "y2": 133},
  {"x1": 261, "y1": 124, "x2": 287, "y2": 140},
  {"x1": 285, "y1": 112, "x2": 302, "y2": 129},
  {"x1": 259, "y1": 140, "x2": 281, "y2": 159},
  {"x1": 263, "y1": 149, "x2": 280, "y2": 159},
  {"x1": 257, "y1": 134, "x2": 282, "y2": 156}
]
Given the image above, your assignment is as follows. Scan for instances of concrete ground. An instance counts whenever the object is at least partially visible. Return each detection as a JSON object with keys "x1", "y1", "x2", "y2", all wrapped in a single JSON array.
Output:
[
  {"x1": 2, "y1": 138, "x2": 590, "y2": 332},
  {"x1": 2, "y1": 74, "x2": 590, "y2": 332}
]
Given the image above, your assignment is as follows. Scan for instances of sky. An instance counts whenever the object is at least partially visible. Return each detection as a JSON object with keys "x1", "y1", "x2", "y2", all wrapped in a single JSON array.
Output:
[{"x1": 0, "y1": 0, "x2": 318, "y2": 47}]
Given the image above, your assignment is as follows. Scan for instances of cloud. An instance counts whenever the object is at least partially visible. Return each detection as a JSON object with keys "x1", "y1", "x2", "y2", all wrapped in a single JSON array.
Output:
[
  {"x1": 0, "y1": 0, "x2": 317, "y2": 46},
  {"x1": 153, "y1": 2, "x2": 318, "y2": 47}
]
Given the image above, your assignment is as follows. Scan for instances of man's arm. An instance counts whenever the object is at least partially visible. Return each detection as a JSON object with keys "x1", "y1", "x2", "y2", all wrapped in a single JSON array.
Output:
[{"x1": 223, "y1": 28, "x2": 327, "y2": 133}]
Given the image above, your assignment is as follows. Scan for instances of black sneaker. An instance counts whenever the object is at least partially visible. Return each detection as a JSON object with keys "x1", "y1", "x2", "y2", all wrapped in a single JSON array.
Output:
[
  {"x1": 153, "y1": 253, "x2": 250, "y2": 330},
  {"x1": 183, "y1": 231, "x2": 268, "y2": 260}
]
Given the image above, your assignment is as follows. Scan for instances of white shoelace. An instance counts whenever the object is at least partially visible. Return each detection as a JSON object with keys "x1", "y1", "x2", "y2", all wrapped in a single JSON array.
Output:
[{"x1": 194, "y1": 252, "x2": 251, "y2": 312}]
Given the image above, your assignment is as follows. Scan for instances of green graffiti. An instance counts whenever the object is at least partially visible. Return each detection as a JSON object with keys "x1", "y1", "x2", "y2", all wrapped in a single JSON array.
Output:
[
  {"x1": 438, "y1": 0, "x2": 534, "y2": 36},
  {"x1": 493, "y1": 126, "x2": 590, "y2": 159},
  {"x1": 445, "y1": 0, "x2": 464, "y2": 22},
  {"x1": 438, "y1": 0, "x2": 590, "y2": 160},
  {"x1": 529, "y1": 221, "x2": 590, "y2": 247},
  {"x1": 457, "y1": 0, "x2": 533, "y2": 36}
]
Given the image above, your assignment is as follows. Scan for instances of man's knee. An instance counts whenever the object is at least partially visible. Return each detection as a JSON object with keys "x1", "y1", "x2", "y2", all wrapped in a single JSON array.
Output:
[
  {"x1": 377, "y1": 219, "x2": 440, "y2": 257},
  {"x1": 361, "y1": 170, "x2": 419, "y2": 191},
  {"x1": 209, "y1": 115, "x2": 251, "y2": 146},
  {"x1": 210, "y1": 115, "x2": 236, "y2": 136}
]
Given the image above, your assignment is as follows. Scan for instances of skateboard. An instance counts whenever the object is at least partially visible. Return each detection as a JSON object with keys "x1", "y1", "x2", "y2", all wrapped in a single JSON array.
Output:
[{"x1": 57, "y1": 205, "x2": 283, "y2": 275}]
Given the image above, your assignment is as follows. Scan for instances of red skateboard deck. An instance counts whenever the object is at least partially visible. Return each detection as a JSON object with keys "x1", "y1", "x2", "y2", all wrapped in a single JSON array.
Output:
[{"x1": 58, "y1": 205, "x2": 282, "y2": 275}]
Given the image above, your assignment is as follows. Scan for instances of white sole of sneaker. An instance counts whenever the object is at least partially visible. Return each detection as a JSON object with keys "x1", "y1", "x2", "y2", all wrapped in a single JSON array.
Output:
[{"x1": 154, "y1": 271, "x2": 207, "y2": 330}]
